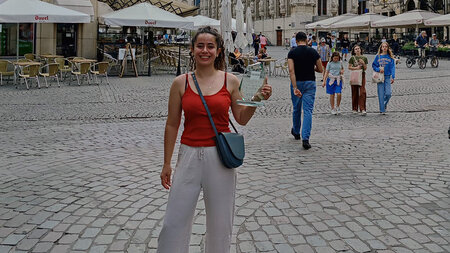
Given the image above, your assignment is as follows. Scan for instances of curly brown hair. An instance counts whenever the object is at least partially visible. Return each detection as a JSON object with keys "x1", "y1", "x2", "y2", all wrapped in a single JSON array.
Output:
[{"x1": 189, "y1": 26, "x2": 225, "y2": 71}]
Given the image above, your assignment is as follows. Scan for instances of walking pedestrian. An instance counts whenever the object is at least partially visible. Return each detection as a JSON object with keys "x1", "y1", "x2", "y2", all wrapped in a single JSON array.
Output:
[
  {"x1": 341, "y1": 34, "x2": 350, "y2": 61},
  {"x1": 348, "y1": 45, "x2": 368, "y2": 115},
  {"x1": 260, "y1": 34, "x2": 267, "y2": 49},
  {"x1": 317, "y1": 38, "x2": 331, "y2": 81},
  {"x1": 372, "y1": 42, "x2": 395, "y2": 115},
  {"x1": 290, "y1": 33, "x2": 297, "y2": 49},
  {"x1": 288, "y1": 32, "x2": 323, "y2": 149},
  {"x1": 157, "y1": 26, "x2": 272, "y2": 253},
  {"x1": 253, "y1": 34, "x2": 260, "y2": 56},
  {"x1": 322, "y1": 52, "x2": 344, "y2": 115},
  {"x1": 310, "y1": 35, "x2": 318, "y2": 50}
]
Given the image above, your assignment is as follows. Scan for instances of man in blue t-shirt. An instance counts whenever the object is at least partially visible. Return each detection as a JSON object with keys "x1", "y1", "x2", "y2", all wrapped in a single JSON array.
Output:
[
  {"x1": 415, "y1": 31, "x2": 428, "y2": 57},
  {"x1": 287, "y1": 32, "x2": 323, "y2": 149}
]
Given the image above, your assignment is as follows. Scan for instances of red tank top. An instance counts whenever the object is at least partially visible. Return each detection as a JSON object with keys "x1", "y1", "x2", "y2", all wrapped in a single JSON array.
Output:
[{"x1": 181, "y1": 73, "x2": 231, "y2": 147}]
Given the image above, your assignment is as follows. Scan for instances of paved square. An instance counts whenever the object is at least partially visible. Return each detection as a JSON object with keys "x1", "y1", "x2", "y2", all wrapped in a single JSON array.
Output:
[{"x1": 0, "y1": 47, "x2": 449, "y2": 253}]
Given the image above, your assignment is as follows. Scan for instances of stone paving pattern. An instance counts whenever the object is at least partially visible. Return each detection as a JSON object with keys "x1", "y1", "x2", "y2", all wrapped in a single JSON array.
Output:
[{"x1": 0, "y1": 47, "x2": 449, "y2": 253}]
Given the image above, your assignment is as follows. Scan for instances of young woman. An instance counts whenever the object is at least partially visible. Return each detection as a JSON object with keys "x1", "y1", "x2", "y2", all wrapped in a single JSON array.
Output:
[
  {"x1": 348, "y1": 45, "x2": 368, "y2": 115},
  {"x1": 157, "y1": 26, "x2": 272, "y2": 253},
  {"x1": 322, "y1": 52, "x2": 344, "y2": 115},
  {"x1": 372, "y1": 42, "x2": 395, "y2": 115}
]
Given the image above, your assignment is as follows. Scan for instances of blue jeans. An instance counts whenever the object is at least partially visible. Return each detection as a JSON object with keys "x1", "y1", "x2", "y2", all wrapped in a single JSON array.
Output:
[
  {"x1": 291, "y1": 81, "x2": 316, "y2": 140},
  {"x1": 377, "y1": 76, "x2": 392, "y2": 113}
]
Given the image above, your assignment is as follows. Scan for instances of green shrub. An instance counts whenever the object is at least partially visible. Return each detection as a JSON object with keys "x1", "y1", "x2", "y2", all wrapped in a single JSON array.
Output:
[{"x1": 402, "y1": 42, "x2": 415, "y2": 51}]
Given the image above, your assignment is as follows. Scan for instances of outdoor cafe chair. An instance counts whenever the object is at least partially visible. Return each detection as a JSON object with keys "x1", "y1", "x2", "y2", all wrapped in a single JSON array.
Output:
[
  {"x1": 54, "y1": 58, "x2": 72, "y2": 80},
  {"x1": 18, "y1": 64, "x2": 41, "y2": 90},
  {"x1": 273, "y1": 58, "x2": 289, "y2": 77},
  {"x1": 24, "y1": 53, "x2": 39, "y2": 62},
  {"x1": 103, "y1": 53, "x2": 119, "y2": 74},
  {"x1": 71, "y1": 62, "x2": 91, "y2": 86},
  {"x1": 39, "y1": 63, "x2": 60, "y2": 88},
  {"x1": 0, "y1": 60, "x2": 15, "y2": 86},
  {"x1": 90, "y1": 62, "x2": 109, "y2": 85}
]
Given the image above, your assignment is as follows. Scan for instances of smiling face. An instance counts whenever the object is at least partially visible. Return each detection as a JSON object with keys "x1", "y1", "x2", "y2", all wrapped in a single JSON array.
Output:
[{"x1": 191, "y1": 33, "x2": 220, "y2": 67}]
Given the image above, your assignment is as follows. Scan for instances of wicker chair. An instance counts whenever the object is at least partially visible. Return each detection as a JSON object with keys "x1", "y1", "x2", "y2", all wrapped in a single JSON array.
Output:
[
  {"x1": 0, "y1": 60, "x2": 15, "y2": 86},
  {"x1": 18, "y1": 64, "x2": 41, "y2": 89},
  {"x1": 55, "y1": 58, "x2": 72, "y2": 80},
  {"x1": 90, "y1": 62, "x2": 110, "y2": 85},
  {"x1": 39, "y1": 63, "x2": 60, "y2": 87},
  {"x1": 71, "y1": 62, "x2": 91, "y2": 86}
]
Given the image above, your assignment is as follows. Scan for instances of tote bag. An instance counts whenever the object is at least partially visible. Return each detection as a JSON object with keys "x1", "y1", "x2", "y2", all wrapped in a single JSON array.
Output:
[{"x1": 349, "y1": 69, "x2": 362, "y2": 86}]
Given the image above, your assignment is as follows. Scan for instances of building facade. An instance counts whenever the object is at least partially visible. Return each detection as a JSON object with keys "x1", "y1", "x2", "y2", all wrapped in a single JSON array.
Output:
[
  {"x1": 198, "y1": 0, "x2": 449, "y2": 45},
  {"x1": 198, "y1": 0, "x2": 360, "y2": 46}
]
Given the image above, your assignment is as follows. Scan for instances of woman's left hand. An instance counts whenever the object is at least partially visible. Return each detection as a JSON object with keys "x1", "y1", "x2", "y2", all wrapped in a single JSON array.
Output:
[
  {"x1": 260, "y1": 77, "x2": 272, "y2": 100},
  {"x1": 391, "y1": 78, "x2": 394, "y2": 84}
]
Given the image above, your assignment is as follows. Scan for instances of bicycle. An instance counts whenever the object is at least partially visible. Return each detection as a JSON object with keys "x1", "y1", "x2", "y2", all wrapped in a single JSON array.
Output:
[{"x1": 405, "y1": 48, "x2": 438, "y2": 69}]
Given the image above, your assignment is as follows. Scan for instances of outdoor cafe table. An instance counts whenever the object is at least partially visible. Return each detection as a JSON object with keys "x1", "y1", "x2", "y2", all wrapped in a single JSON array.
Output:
[
  {"x1": 257, "y1": 58, "x2": 277, "y2": 76},
  {"x1": 12, "y1": 61, "x2": 42, "y2": 84},
  {"x1": 70, "y1": 59, "x2": 97, "y2": 64},
  {"x1": 40, "y1": 54, "x2": 64, "y2": 64}
]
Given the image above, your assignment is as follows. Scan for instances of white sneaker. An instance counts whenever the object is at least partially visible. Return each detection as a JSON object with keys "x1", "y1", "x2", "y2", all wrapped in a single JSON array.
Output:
[
  {"x1": 336, "y1": 107, "x2": 341, "y2": 114},
  {"x1": 361, "y1": 110, "x2": 367, "y2": 116},
  {"x1": 331, "y1": 108, "x2": 337, "y2": 115},
  {"x1": 352, "y1": 110, "x2": 358, "y2": 114}
]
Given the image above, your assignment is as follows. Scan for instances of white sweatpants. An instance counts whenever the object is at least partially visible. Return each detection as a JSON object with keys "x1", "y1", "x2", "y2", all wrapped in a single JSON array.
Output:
[{"x1": 157, "y1": 144, "x2": 237, "y2": 253}]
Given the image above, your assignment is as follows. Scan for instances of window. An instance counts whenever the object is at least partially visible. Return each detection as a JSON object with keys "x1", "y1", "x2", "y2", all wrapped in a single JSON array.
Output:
[
  {"x1": 0, "y1": 23, "x2": 34, "y2": 57},
  {"x1": 318, "y1": 0, "x2": 327, "y2": 15},
  {"x1": 358, "y1": 0, "x2": 367, "y2": 14},
  {"x1": 338, "y1": 0, "x2": 347, "y2": 14}
]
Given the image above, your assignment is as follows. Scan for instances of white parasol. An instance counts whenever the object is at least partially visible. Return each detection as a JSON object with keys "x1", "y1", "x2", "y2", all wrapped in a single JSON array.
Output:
[
  {"x1": 234, "y1": 0, "x2": 247, "y2": 50},
  {"x1": 245, "y1": 6, "x2": 254, "y2": 47},
  {"x1": 372, "y1": 10, "x2": 441, "y2": 28},
  {"x1": 220, "y1": 0, "x2": 234, "y2": 54},
  {"x1": 425, "y1": 13, "x2": 450, "y2": 26}
]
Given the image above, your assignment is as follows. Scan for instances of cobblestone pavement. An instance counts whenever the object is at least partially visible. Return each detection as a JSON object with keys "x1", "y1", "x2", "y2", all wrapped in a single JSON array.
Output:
[{"x1": 0, "y1": 47, "x2": 449, "y2": 253}]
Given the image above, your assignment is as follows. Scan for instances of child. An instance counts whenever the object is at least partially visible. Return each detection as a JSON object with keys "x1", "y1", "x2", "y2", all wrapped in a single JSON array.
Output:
[
  {"x1": 322, "y1": 52, "x2": 344, "y2": 115},
  {"x1": 372, "y1": 42, "x2": 395, "y2": 115}
]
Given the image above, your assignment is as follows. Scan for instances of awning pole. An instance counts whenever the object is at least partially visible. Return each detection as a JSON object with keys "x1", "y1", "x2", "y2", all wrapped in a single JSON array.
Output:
[{"x1": 16, "y1": 23, "x2": 19, "y2": 60}]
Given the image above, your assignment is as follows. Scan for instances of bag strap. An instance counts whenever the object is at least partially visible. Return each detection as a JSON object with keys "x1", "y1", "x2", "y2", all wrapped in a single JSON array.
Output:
[{"x1": 191, "y1": 72, "x2": 238, "y2": 136}]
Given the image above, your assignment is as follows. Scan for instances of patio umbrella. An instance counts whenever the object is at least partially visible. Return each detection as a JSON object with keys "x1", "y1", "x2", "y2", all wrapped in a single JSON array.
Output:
[
  {"x1": 0, "y1": 0, "x2": 90, "y2": 59},
  {"x1": 372, "y1": 10, "x2": 441, "y2": 28},
  {"x1": 425, "y1": 13, "x2": 450, "y2": 26},
  {"x1": 234, "y1": 0, "x2": 248, "y2": 50},
  {"x1": 231, "y1": 18, "x2": 246, "y2": 32},
  {"x1": 305, "y1": 13, "x2": 357, "y2": 29},
  {"x1": 220, "y1": 0, "x2": 234, "y2": 55},
  {"x1": 102, "y1": 2, "x2": 193, "y2": 29},
  {"x1": 245, "y1": 6, "x2": 254, "y2": 47},
  {"x1": 185, "y1": 15, "x2": 220, "y2": 29},
  {"x1": 331, "y1": 13, "x2": 387, "y2": 29},
  {"x1": 102, "y1": 2, "x2": 194, "y2": 76}
]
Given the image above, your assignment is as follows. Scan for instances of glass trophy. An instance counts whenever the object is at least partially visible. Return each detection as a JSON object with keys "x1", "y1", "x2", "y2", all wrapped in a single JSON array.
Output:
[{"x1": 236, "y1": 62, "x2": 266, "y2": 107}]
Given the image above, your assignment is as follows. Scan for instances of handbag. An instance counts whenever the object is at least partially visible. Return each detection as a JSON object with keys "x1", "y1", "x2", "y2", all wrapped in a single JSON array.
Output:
[
  {"x1": 192, "y1": 72, "x2": 245, "y2": 169},
  {"x1": 371, "y1": 71, "x2": 384, "y2": 83},
  {"x1": 372, "y1": 55, "x2": 385, "y2": 83}
]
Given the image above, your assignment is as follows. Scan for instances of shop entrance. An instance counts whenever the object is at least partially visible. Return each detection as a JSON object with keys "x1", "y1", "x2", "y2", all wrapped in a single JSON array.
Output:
[{"x1": 57, "y1": 24, "x2": 78, "y2": 57}]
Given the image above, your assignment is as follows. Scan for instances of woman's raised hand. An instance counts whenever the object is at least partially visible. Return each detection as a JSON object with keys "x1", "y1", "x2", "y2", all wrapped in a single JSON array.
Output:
[{"x1": 260, "y1": 76, "x2": 272, "y2": 100}]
